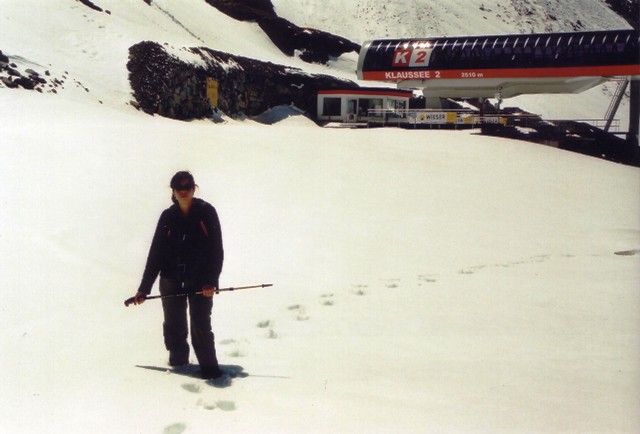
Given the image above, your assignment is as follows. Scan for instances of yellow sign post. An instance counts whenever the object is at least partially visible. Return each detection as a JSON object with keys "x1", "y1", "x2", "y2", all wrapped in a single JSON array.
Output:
[{"x1": 206, "y1": 78, "x2": 218, "y2": 107}]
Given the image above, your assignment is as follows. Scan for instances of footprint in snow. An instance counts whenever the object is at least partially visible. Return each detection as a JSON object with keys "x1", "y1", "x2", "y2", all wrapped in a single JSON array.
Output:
[
  {"x1": 615, "y1": 249, "x2": 640, "y2": 256},
  {"x1": 256, "y1": 320, "x2": 272, "y2": 328},
  {"x1": 320, "y1": 293, "x2": 335, "y2": 306},
  {"x1": 287, "y1": 304, "x2": 309, "y2": 321},
  {"x1": 216, "y1": 400, "x2": 237, "y2": 411},
  {"x1": 181, "y1": 383, "x2": 201, "y2": 393},
  {"x1": 417, "y1": 275, "x2": 438, "y2": 284},
  {"x1": 265, "y1": 329, "x2": 278, "y2": 339},
  {"x1": 163, "y1": 423, "x2": 187, "y2": 434},
  {"x1": 257, "y1": 320, "x2": 278, "y2": 338},
  {"x1": 197, "y1": 399, "x2": 216, "y2": 410},
  {"x1": 352, "y1": 284, "x2": 368, "y2": 295},
  {"x1": 225, "y1": 347, "x2": 247, "y2": 358},
  {"x1": 381, "y1": 278, "x2": 400, "y2": 288},
  {"x1": 196, "y1": 399, "x2": 237, "y2": 411}
]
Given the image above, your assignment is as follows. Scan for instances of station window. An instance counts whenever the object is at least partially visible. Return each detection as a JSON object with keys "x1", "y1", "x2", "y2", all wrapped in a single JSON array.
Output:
[
  {"x1": 322, "y1": 97, "x2": 341, "y2": 116},
  {"x1": 358, "y1": 98, "x2": 383, "y2": 116},
  {"x1": 389, "y1": 99, "x2": 407, "y2": 110}
]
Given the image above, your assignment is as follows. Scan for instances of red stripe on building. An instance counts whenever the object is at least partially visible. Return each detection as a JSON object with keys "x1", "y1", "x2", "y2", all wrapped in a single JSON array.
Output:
[{"x1": 318, "y1": 89, "x2": 413, "y2": 98}]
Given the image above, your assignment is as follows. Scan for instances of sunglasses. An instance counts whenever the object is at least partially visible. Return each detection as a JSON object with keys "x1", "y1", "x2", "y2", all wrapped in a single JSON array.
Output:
[{"x1": 173, "y1": 183, "x2": 194, "y2": 191}]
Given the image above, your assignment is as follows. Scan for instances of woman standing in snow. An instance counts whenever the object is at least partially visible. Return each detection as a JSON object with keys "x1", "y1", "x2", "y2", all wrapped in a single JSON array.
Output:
[{"x1": 131, "y1": 171, "x2": 224, "y2": 379}]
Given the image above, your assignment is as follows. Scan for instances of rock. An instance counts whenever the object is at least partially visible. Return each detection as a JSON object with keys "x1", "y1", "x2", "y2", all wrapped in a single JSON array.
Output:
[
  {"x1": 14, "y1": 76, "x2": 36, "y2": 90},
  {"x1": 127, "y1": 41, "x2": 358, "y2": 121},
  {"x1": 1, "y1": 76, "x2": 17, "y2": 88},
  {"x1": 204, "y1": 0, "x2": 360, "y2": 64},
  {"x1": 77, "y1": 0, "x2": 103, "y2": 12},
  {"x1": 203, "y1": 0, "x2": 276, "y2": 21},
  {"x1": 258, "y1": 16, "x2": 360, "y2": 64}
]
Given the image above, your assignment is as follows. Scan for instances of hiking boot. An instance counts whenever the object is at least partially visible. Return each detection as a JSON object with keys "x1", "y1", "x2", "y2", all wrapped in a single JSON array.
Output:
[{"x1": 200, "y1": 366, "x2": 223, "y2": 379}]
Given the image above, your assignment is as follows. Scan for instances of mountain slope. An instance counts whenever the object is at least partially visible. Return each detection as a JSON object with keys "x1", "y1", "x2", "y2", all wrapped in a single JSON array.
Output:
[{"x1": 271, "y1": 0, "x2": 631, "y2": 41}]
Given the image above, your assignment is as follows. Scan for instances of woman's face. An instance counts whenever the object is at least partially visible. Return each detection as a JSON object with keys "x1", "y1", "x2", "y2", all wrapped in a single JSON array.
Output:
[{"x1": 173, "y1": 179, "x2": 195, "y2": 206}]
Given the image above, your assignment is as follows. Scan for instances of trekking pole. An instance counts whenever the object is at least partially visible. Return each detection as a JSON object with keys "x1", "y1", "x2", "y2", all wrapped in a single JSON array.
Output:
[{"x1": 124, "y1": 283, "x2": 273, "y2": 307}]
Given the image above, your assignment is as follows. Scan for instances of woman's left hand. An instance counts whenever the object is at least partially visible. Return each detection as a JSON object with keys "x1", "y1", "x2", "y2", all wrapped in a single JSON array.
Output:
[{"x1": 202, "y1": 285, "x2": 217, "y2": 297}]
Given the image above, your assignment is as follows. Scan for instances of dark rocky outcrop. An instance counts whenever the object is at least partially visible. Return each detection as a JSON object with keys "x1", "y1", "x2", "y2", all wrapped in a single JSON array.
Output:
[
  {"x1": 203, "y1": 0, "x2": 276, "y2": 21},
  {"x1": 76, "y1": 0, "x2": 111, "y2": 14},
  {"x1": 605, "y1": 0, "x2": 639, "y2": 29},
  {"x1": 0, "y1": 50, "x2": 52, "y2": 92},
  {"x1": 204, "y1": 0, "x2": 360, "y2": 64},
  {"x1": 77, "y1": 0, "x2": 103, "y2": 12},
  {"x1": 258, "y1": 17, "x2": 360, "y2": 64},
  {"x1": 127, "y1": 41, "x2": 357, "y2": 121}
]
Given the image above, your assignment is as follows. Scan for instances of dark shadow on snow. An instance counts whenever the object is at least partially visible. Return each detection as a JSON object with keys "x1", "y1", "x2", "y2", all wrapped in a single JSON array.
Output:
[{"x1": 135, "y1": 364, "x2": 248, "y2": 388}]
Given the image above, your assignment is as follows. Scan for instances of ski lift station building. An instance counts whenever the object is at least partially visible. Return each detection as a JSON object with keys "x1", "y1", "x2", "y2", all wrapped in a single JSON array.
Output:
[{"x1": 317, "y1": 88, "x2": 413, "y2": 123}]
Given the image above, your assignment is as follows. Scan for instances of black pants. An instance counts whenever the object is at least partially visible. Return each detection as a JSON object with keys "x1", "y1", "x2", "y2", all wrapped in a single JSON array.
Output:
[{"x1": 159, "y1": 277, "x2": 219, "y2": 370}]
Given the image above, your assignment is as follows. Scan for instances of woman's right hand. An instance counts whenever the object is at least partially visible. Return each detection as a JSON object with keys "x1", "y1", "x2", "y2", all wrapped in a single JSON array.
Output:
[{"x1": 133, "y1": 291, "x2": 147, "y2": 305}]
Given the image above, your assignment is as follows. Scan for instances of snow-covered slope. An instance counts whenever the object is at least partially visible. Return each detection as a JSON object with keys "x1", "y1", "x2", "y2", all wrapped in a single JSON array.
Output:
[
  {"x1": 0, "y1": 1, "x2": 639, "y2": 433},
  {"x1": 272, "y1": 0, "x2": 630, "y2": 41}
]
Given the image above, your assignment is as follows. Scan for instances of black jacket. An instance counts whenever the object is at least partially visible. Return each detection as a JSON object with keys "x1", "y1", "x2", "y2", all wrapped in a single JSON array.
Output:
[{"x1": 138, "y1": 198, "x2": 224, "y2": 295}]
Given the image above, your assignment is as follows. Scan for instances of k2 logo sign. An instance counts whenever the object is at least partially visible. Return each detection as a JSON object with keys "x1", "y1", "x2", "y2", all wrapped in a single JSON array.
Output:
[{"x1": 392, "y1": 48, "x2": 433, "y2": 67}]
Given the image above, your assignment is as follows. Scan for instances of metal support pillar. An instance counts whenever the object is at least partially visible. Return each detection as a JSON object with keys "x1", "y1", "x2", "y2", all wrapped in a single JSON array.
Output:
[
  {"x1": 604, "y1": 78, "x2": 629, "y2": 132},
  {"x1": 628, "y1": 80, "x2": 639, "y2": 147}
]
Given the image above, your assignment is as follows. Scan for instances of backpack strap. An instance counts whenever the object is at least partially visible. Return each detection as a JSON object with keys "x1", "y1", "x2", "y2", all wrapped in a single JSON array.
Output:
[{"x1": 199, "y1": 220, "x2": 209, "y2": 237}]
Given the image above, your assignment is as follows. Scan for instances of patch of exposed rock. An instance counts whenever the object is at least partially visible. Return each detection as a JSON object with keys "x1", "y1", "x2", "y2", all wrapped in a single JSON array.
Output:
[
  {"x1": 204, "y1": 0, "x2": 360, "y2": 64},
  {"x1": 203, "y1": 0, "x2": 276, "y2": 21},
  {"x1": 605, "y1": 0, "x2": 639, "y2": 29},
  {"x1": 127, "y1": 41, "x2": 357, "y2": 121},
  {"x1": 1, "y1": 51, "x2": 43, "y2": 91},
  {"x1": 76, "y1": 0, "x2": 111, "y2": 14},
  {"x1": 0, "y1": 50, "x2": 73, "y2": 94}
]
